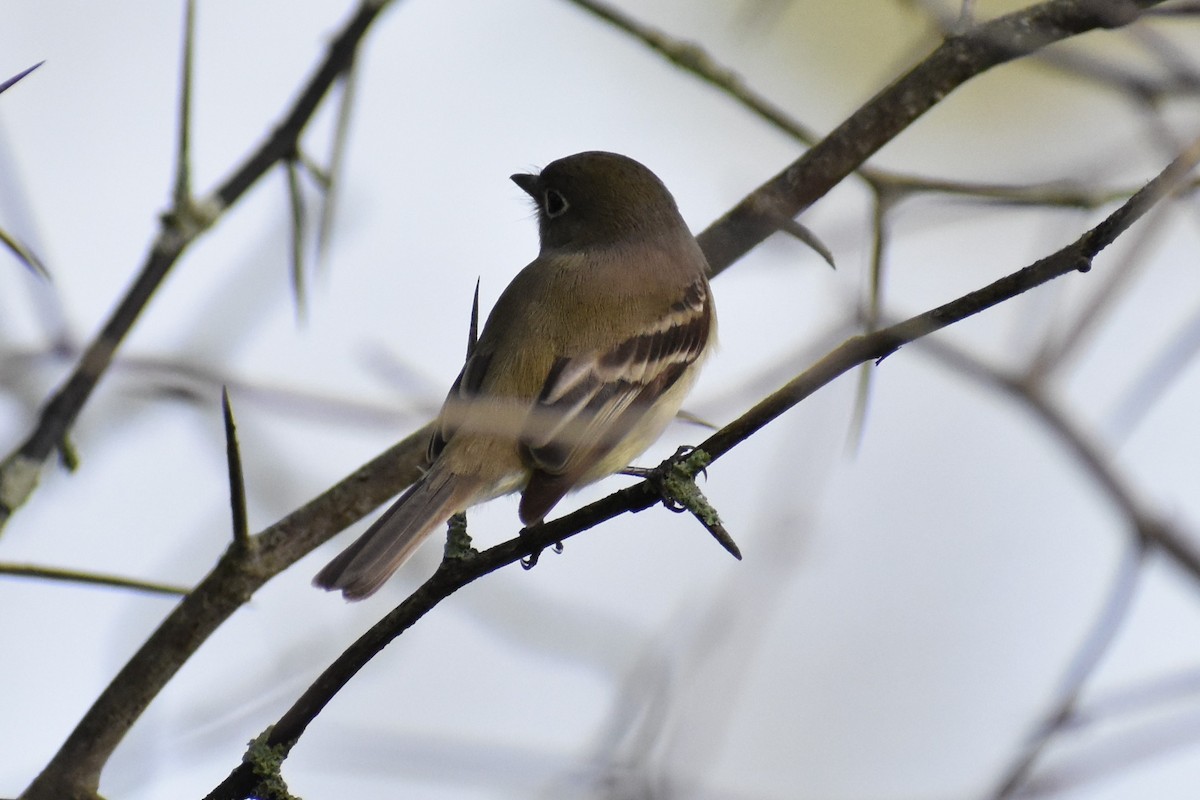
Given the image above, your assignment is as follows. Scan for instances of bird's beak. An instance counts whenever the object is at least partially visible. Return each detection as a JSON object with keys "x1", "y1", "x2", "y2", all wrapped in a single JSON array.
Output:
[{"x1": 510, "y1": 172, "x2": 539, "y2": 198}]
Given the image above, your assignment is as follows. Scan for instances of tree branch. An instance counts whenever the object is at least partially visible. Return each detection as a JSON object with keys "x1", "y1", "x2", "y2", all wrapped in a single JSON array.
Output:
[
  {"x1": 203, "y1": 127, "x2": 1200, "y2": 800},
  {"x1": 16, "y1": 3, "x2": 1179, "y2": 798},
  {"x1": 0, "y1": 0, "x2": 394, "y2": 531},
  {"x1": 692, "y1": 0, "x2": 1165, "y2": 275}
]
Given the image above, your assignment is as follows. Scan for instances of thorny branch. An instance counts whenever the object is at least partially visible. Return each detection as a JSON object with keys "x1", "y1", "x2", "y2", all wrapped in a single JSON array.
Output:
[
  {"x1": 8, "y1": 1, "x2": 1195, "y2": 799},
  {"x1": 204, "y1": 126, "x2": 1200, "y2": 800},
  {"x1": 13, "y1": 3, "x2": 398, "y2": 798},
  {"x1": 0, "y1": 0, "x2": 393, "y2": 531}
]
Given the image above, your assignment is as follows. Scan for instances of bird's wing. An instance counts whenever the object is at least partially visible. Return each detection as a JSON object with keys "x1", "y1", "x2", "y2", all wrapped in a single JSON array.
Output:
[{"x1": 518, "y1": 276, "x2": 713, "y2": 523}]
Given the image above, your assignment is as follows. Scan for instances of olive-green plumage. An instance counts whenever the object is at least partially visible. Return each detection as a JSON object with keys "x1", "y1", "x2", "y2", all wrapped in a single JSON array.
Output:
[{"x1": 315, "y1": 151, "x2": 716, "y2": 600}]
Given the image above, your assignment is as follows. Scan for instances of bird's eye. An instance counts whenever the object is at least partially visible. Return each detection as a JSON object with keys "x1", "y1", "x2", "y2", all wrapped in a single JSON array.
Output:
[{"x1": 543, "y1": 189, "x2": 569, "y2": 218}]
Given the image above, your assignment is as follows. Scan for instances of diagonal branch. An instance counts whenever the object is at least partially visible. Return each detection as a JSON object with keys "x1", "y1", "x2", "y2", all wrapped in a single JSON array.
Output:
[
  {"x1": 695, "y1": 141, "x2": 1200, "y2": 471},
  {"x1": 571, "y1": 0, "x2": 1185, "y2": 219},
  {"x1": 694, "y1": 0, "x2": 1167, "y2": 275},
  {"x1": 0, "y1": 0, "x2": 395, "y2": 531},
  {"x1": 0, "y1": 61, "x2": 44, "y2": 96},
  {"x1": 17, "y1": 426, "x2": 433, "y2": 800},
  {"x1": 0, "y1": 563, "x2": 190, "y2": 597},
  {"x1": 0, "y1": 61, "x2": 50, "y2": 279},
  {"x1": 17, "y1": 4, "x2": 1178, "y2": 798},
  {"x1": 172, "y1": 0, "x2": 197, "y2": 209},
  {"x1": 203, "y1": 128, "x2": 1200, "y2": 800}
]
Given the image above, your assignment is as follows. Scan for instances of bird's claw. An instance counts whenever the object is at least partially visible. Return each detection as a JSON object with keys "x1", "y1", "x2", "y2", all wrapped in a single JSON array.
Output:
[{"x1": 520, "y1": 538, "x2": 563, "y2": 569}]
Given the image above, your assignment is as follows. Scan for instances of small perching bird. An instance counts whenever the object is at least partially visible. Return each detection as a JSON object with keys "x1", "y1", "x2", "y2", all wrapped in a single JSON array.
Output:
[{"x1": 315, "y1": 151, "x2": 716, "y2": 600}]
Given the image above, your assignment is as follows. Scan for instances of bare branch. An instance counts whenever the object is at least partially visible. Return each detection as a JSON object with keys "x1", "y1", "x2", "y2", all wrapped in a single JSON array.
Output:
[
  {"x1": 316, "y1": 61, "x2": 359, "y2": 268},
  {"x1": 199, "y1": 127, "x2": 1200, "y2": 799},
  {"x1": 0, "y1": 563, "x2": 189, "y2": 597},
  {"x1": 0, "y1": 61, "x2": 43, "y2": 96},
  {"x1": 0, "y1": 0, "x2": 396, "y2": 532},
  {"x1": 700, "y1": 134, "x2": 1200, "y2": 469},
  {"x1": 695, "y1": 0, "x2": 1170, "y2": 275},
  {"x1": 221, "y1": 388, "x2": 250, "y2": 548},
  {"x1": 0, "y1": 224, "x2": 49, "y2": 279},
  {"x1": 17, "y1": 5, "x2": 1186, "y2": 797},
  {"x1": 284, "y1": 157, "x2": 308, "y2": 319},
  {"x1": 171, "y1": 0, "x2": 196, "y2": 209}
]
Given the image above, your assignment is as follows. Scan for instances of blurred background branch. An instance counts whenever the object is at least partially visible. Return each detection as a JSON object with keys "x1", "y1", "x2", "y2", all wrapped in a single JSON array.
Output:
[{"x1": 2, "y1": 1, "x2": 1200, "y2": 799}]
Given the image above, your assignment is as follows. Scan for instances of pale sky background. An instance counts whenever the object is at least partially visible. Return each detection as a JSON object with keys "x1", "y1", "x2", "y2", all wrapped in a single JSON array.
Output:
[{"x1": 2, "y1": 2, "x2": 1200, "y2": 799}]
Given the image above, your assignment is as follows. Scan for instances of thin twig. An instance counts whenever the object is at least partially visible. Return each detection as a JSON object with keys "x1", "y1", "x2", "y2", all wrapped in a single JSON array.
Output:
[
  {"x1": 0, "y1": 60, "x2": 50, "y2": 279},
  {"x1": 172, "y1": 0, "x2": 196, "y2": 209},
  {"x1": 1071, "y1": 666, "x2": 1200, "y2": 731},
  {"x1": 568, "y1": 0, "x2": 1176, "y2": 221},
  {"x1": 0, "y1": 0, "x2": 395, "y2": 532},
  {"x1": 467, "y1": 277, "x2": 481, "y2": 359},
  {"x1": 203, "y1": 127, "x2": 1200, "y2": 800},
  {"x1": 699, "y1": 134, "x2": 1200, "y2": 466},
  {"x1": 284, "y1": 157, "x2": 308, "y2": 319},
  {"x1": 0, "y1": 225, "x2": 49, "y2": 279},
  {"x1": 694, "y1": 0, "x2": 1171, "y2": 276},
  {"x1": 18, "y1": 5, "x2": 1179, "y2": 797},
  {"x1": 0, "y1": 61, "x2": 43, "y2": 95},
  {"x1": 221, "y1": 388, "x2": 250, "y2": 548},
  {"x1": 316, "y1": 59, "x2": 359, "y2": 269},
  {"x1": 13, "y1": 4, "x2": 401, "y2": 797},
  {"x1": 845, "y1": 187, "x2": 893, "y2": 453},
  {"x1": 0, "y1": 563, "x2": 190, "y2": 597},
  {"x1": 1018, "y1": 706, "x2": 1200, "y2": 796}
]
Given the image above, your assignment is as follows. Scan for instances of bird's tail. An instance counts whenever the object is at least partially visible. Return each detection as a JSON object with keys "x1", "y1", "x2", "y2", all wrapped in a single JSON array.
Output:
[{"x1": 314, "y1": 466, "x2": 480, "y2": 600}]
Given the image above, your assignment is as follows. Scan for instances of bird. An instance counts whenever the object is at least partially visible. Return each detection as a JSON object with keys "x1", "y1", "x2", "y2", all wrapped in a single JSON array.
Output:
[{"x1": 314, "y1": 151, "x2": 716, "y2": 600}]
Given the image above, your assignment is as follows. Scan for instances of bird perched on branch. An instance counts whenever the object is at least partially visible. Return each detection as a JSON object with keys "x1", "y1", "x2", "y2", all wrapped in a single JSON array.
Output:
[{"x1": 315, "y1": 151, "x2": 716, "y2": 600}]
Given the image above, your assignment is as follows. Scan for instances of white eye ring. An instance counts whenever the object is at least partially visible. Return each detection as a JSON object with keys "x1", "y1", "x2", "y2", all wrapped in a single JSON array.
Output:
[{"x1": 544, "y1": 189, "x2": 569, "y2": 218}]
